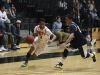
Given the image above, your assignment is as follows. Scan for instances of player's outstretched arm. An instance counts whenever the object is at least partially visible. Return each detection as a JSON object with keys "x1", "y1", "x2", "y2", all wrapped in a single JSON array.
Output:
[
  {"x1": 50, "y1": 34, "x2": 56, "y2": 42},
  {"x1": 48, "y1": 34, "x2": 56, "y2": 45},
  {"x1": 60, "y1": 33, "x2": 74, "y2": 48}
]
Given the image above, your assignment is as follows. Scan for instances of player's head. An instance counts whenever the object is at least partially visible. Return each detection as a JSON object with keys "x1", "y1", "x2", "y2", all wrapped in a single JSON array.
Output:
[
  {"x1": 39, "y1": 18, "x2": 45, "y2": 29},
  {"x1": 65, "y1": 14, "x2": 73, "y2": 26}
]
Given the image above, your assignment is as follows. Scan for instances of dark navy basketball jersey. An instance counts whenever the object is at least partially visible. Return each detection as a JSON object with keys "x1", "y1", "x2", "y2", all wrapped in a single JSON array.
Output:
[{"x1": 69, "y1": 22, "x2": 87, "y2": 48}]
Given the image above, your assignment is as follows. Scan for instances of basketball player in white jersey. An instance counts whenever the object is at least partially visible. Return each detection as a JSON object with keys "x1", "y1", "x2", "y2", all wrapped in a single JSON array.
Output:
[{"x1": 21, "y1": 19, "x2": 56, "y2": 67}]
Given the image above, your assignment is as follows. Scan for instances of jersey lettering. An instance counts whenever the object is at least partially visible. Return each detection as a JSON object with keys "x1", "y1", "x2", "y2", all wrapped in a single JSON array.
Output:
[
  {"x1": 37, "y1": 31, "x2": 46, "y2": 39},
  {"x1": 36, "y1": 26, "x2": 46, "y2": 39}
]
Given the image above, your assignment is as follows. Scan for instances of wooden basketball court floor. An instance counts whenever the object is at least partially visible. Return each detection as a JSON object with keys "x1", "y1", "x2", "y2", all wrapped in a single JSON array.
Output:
[{"x1": 0, "y1": 41, "x2": 100, "y2": 75}]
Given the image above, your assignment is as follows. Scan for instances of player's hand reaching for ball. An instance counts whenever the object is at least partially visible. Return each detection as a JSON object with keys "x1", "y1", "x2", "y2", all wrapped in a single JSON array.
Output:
[{"x1": 60, "y1": 43, "x2": 66, "y2": 48}]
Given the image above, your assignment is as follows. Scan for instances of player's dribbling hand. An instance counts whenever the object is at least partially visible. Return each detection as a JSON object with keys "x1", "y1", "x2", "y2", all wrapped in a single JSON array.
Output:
[{"x1": 59, "y1": 43, "x2": 66, "y2": 48}]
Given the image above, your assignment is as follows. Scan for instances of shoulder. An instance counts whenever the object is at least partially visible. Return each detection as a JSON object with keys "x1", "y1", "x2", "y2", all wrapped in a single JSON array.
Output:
[
  {"x1": 53, "y1": 22, "x2": 57, "y2": 24},
  {"x1": 34, "y1": 25, "x2": 39, "y2": 29},
  {"x1": 71, "y1": 22, "x2": 77, "y2": 28},
  {"x1": 45, "y1": 26, "x2": 51, "y2": 31}
]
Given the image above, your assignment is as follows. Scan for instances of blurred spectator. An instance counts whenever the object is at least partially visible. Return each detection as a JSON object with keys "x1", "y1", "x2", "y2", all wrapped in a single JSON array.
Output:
[
  {"x1": 0, "y1": 25, "x2": 8, "y2": 51},
  {"x1": 11, "y1": 20, "x2": 24, "y2": 49},
  {"x1": 9, "y1": 0, "x2": 16, "y2": 14},
  {"x1": 80, "y1": 3, "x2": 92, "y2": 28},
  {"x1": 90, "y1": 0, "x2": 95, "y2": 11},
  {"x1": 72, "y1": 0, "x2": 82, "y2": 23},
  {"x1": 0, "y1": 5, "x2": 8, "y2": 28},
  {"x1": 87, "y1": 0, "x2": 95, "y2": 12},
  {"x1": 72, "y1": 4, "x2": 80, "y2": 23},
  {"x1": 72, "y1": 0, "x2": 76, "y2": 7},
  {"x1": 4, "y1": 0, "x2": 15, "y2": 17},
  {"x1": 90, "y1": 8, "x2": 100, "y2": 27},
  {"x1": 4, "y1": 19, "x2": 17, "y2": 50},
  {"x1": 52, "y1": 16, "x2": 69, "y2": 44}
]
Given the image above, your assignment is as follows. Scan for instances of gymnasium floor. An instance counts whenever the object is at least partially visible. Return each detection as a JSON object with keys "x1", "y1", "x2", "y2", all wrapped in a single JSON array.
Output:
[{"x1": 0, "y1": 41, "x2": 100, "y2": 75}]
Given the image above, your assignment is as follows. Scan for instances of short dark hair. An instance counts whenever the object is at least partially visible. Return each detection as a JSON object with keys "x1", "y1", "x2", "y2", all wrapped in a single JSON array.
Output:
[
  {"x1": 56, "y1": 16, "x2": 60, "y2": 20},
  {"x1": 65, "y1": 14, "x2": 73, "y2": 20},
  {"x1": 39, "y1": 18, "x2": 45, "y2": 22},
  {"x1": 0, "y1": 5, "x2": 5, "y2": 10}
]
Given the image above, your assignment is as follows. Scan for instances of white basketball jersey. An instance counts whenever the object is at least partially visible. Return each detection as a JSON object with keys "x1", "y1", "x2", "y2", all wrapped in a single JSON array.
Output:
[{"x1": 34, "y1": 25, "x2": 52, "y2": 42}]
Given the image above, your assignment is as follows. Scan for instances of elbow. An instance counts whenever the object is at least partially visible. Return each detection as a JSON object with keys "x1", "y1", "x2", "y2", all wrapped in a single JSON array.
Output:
[
  {"x1": 52, "y1": 34, "x2": 56, "y2": 40},
  {"x1": 54, "y1": 35, "x2": 57, "y2": 41},
  {"x1": 55, "y1": 35, "x2": 57, "y2": 39}
]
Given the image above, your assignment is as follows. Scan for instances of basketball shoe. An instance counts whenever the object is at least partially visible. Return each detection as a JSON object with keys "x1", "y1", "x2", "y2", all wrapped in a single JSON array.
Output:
[
  {"x1": 21, "y1": 62, "x2": 28, "y2": 67},
  {"x1": 54, "y1": 62, "x2": 63, "y2": 69},
  {"x1": 92, "y1": 52, "x2": 97, "y2": 62}
]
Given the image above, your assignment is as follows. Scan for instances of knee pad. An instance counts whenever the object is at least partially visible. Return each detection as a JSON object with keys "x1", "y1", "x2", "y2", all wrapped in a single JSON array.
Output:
[{"x1": 62, "y1": 49, "x2": 69, "y2": 57}]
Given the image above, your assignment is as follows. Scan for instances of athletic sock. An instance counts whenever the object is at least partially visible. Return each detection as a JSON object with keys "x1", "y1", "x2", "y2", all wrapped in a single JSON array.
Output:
[
  {"x1": 60, "y1": 58, "x2": 65, "y2": 64},
  {"x1": 89, "y1": 53, "x2": 94, "y2": 57},
  {"x1": 25, "y1": 52, "x2": 31, "y2": 64}
]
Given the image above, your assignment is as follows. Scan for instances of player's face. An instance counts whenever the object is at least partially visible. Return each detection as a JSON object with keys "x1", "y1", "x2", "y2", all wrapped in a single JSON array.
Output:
[
  {"x1": 65, "y1": 17, "x2": 71, "y2": 25},
  {"x1": 39, "y1": 21, "x2": 45, "y2": 29}
]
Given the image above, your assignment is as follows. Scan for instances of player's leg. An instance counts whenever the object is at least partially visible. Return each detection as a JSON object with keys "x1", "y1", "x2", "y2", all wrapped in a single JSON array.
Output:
[
  {"x1": 78, "y1": 44, "x2": 96, "y2": 62},
  {"x1": 32, "y1": 44, "x2": 48, "y2": 58},
  {"x1": 21, "y1": 46, "x2": 35, "y2": 67},
  {"x1": 21, "y1": 41, "x2": 39, "y2": 67},
  {"x1": 54, "y1": 47, "x2": 72, "y2": 69}
]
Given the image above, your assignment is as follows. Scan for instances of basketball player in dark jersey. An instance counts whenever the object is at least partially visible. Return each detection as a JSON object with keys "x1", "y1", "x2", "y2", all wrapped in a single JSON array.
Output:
[{"x1": 54, "y1": 14, "x2": 97, "y2": 69}]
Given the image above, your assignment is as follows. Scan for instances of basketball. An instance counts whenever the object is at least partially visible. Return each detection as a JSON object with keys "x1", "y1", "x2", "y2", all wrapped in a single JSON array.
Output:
[{"x1": 26, "y1": 35, "x2": 34, "y2": 44}]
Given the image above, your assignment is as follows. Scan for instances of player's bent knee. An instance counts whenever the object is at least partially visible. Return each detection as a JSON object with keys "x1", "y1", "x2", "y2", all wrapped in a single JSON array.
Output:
[{"x1": 62, "y1": 49, "x2": 69, "y2": 57}]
